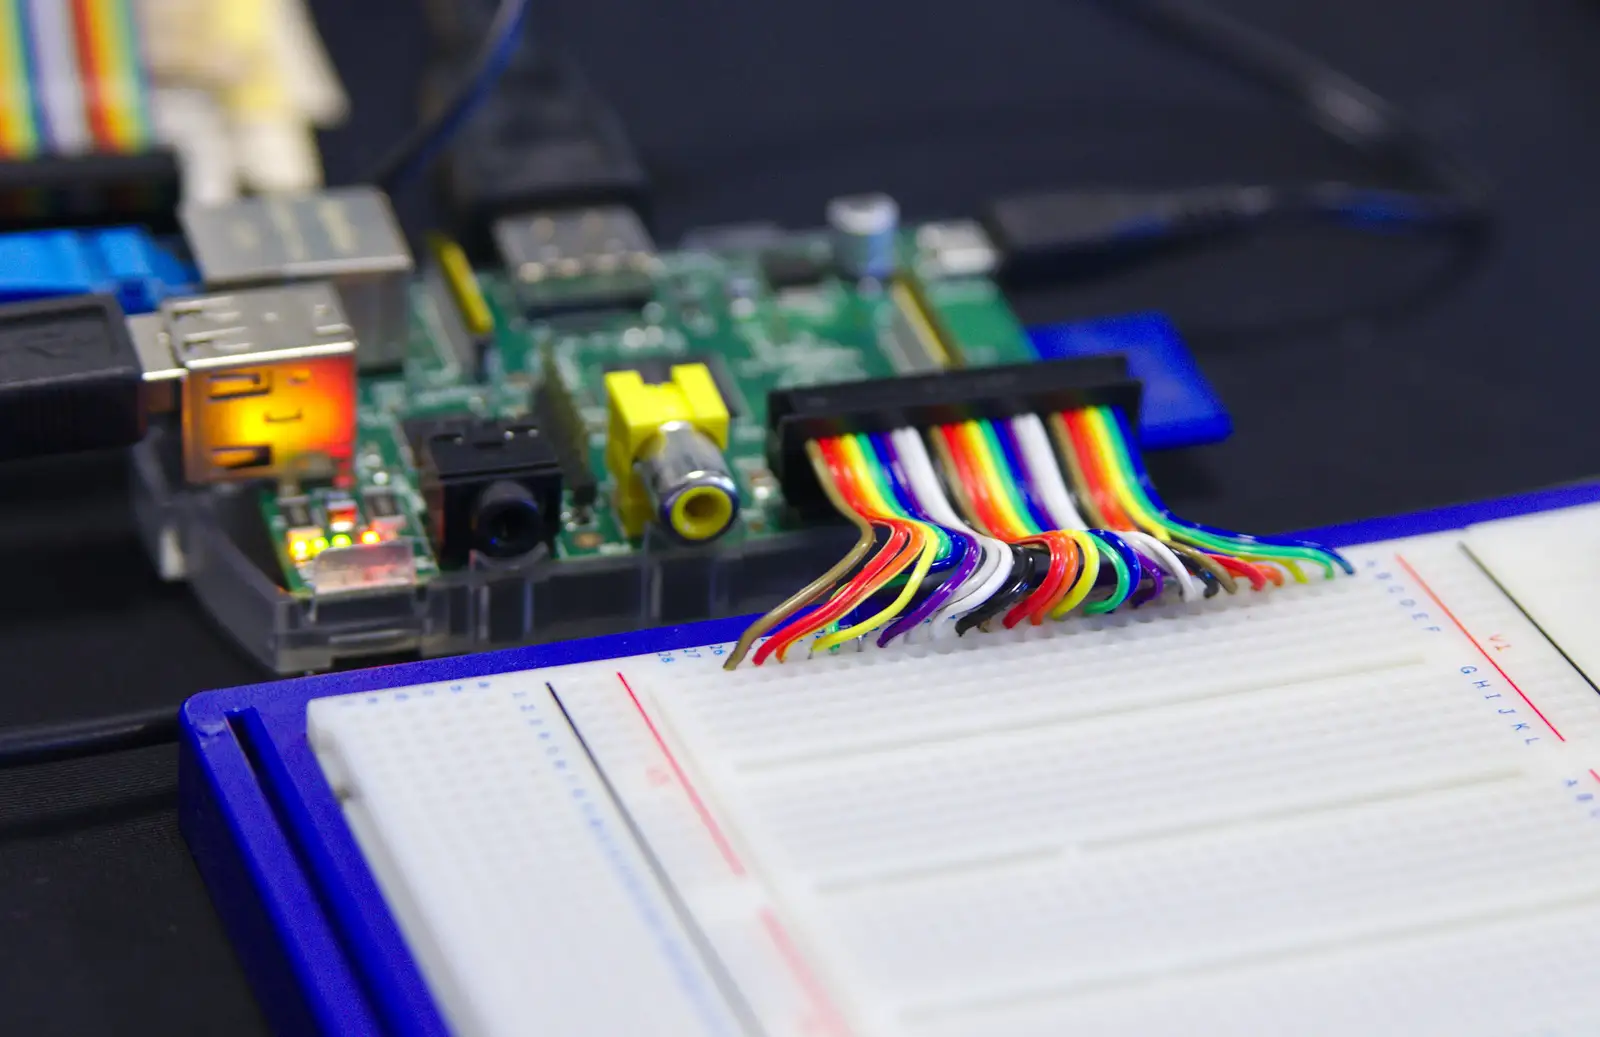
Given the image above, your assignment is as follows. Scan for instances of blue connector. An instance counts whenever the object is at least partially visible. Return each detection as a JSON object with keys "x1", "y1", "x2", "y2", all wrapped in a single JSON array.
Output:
[
  {"x1": 0, "y1": 227, "x2": 197, "y2": 314},
  {"x1": 1027, "y1": 312, "x2": 1232, "y2": 450}
]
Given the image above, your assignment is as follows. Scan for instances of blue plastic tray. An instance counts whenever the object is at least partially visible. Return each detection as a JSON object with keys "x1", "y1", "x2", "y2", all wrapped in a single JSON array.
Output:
[{"x1": 181, "y1": 481, "x2": 1600, "y2": 1035}]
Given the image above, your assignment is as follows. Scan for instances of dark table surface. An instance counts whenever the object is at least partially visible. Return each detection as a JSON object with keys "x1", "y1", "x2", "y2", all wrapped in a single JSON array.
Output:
[{"x1": 5, "y1": 0, "x2": 1600, "y2": 1032}]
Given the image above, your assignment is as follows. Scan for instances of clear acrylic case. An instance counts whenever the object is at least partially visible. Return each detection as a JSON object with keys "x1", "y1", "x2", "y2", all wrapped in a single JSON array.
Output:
[{"x1": 131, "y1": 426, "x2": 853, "y2": 674}]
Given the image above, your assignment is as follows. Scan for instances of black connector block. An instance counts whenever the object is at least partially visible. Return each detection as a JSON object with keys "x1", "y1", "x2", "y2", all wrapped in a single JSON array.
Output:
[
  {"x1": 0, "y1": 294, "x2": 144, "y2": 461},
  {"x1": 766, "y1": 357, "x2": 1141, "y2": 515},
  {"x1": 0, "y1": 150, "x2": 182, "y2": 232},
  {"x1": 410, "y1": 417, "x2": 564, "y2": 566}
]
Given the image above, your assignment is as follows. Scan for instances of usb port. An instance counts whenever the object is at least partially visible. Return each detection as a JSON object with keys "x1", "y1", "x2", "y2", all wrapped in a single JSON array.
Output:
[{"x1": 161, "y1": 283, "x2": 358, "y2": 484}]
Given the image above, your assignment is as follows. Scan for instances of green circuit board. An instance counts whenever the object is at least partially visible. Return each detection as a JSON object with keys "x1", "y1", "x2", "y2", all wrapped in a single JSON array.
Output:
[{"x1": 261, "y1": 222, "x2": 1033, "y2": 596}]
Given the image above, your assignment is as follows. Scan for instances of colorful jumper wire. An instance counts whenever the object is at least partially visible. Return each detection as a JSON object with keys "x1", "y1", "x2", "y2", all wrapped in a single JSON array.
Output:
[
  {"x1": 724, "y1": 405, "x2": 1351, "y2": 668},
  {"x1": 0, "y1": 0, "x2": 153, "y2": 160}
]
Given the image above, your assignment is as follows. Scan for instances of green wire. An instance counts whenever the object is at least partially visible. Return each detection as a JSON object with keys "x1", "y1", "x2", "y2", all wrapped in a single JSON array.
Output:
[
  {"x1": 982, "y1": 420, "x2": 1133, "y2": 614},
  {"x1": 1095, "y1": 408, "x2": 1337, "y2": 577},
  {"x1": 1082, "y1": 531, "x2": 1131, "y2": 614},
  {"x1": 853, "y1": 434, "x2": 952, "y2": 563},
  {"x1": 978, "y1": 421, "x2": 1043, "y2": 536}
]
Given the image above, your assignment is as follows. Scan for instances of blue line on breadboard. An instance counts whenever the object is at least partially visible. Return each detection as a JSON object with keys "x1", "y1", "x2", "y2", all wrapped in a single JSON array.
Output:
[{"x1": 522, "y1": 691, "x2": 739, "y2": 1036}]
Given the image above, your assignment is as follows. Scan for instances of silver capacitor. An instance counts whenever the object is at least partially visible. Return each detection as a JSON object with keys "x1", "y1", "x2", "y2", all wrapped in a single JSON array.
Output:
[{"x1": 826, "y1": 193, "x2": 900, "y2": 280}]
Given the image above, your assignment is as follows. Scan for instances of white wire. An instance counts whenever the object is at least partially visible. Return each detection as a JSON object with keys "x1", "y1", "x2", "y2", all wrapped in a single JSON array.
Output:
[
  {"x1": 891, "y1": 428, "x2": 1012, "y2": 634},
  {"x1": 1013, "y1": 414, "x2": 1198, "y2": 603},
  {"x1": 1120, "y1": 529, "x2": 1201, "y2": 602},
  {"x1": 892, "y1": 427, "x2": 1006, "y2": 632},
  {"x1": 1012, "y1": 414, "x2": 1086, "y2": 529}
]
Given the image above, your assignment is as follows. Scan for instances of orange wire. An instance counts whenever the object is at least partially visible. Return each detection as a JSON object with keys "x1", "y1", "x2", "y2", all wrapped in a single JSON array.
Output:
[
  {"x1": 940, "y1": 424, "x2": 1078, "y2": 626},
  {"x1": 939, "y1": 425, "x2": 1017, "y2": 538},
  {"x1": 1062, "y1": 410, "x2": 1136, "y2": 529},
  {"x1": 1004, "y1": 533, "x2": 1079, "y2": 628},
  {"x1": 755, "y1": 439, "x2": 915, "y2": 663},
  {"x1": 1210, "y1": 553, "x2": 1271, "y2": 591}
]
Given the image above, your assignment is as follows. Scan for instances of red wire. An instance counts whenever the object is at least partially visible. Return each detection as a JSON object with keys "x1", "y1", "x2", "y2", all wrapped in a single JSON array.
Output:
[
  {"x1": 1062, "y1": 411, "x2": 1137, "y2": 530},
  {"x1": 939, "y1": 425, "x2": 1013, "y2": 538},
  {"x1": 71, "y1": 0, "x2": 115, "y2": 152},
  {"x1": 940, "y1": 425, "x2": 1074, "y2": 628},
  {"x1": 1006, "y1": 533, "x2": 1079, "y2": 628},
  {"x1": 1209, "y1": 553, "x2": 1272, "y2": 591},
  {"x1": 755, "y1": 439, "x2": 914, "y2": 664}
]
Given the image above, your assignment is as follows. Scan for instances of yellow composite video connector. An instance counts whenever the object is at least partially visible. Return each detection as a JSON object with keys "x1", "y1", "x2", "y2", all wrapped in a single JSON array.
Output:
[{"x1": 604, "y1": 363, "x2": 739, "y2": 542}]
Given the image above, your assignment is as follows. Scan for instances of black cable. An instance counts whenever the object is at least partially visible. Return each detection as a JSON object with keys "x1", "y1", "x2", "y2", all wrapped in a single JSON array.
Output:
[
  {"x1": 0, "y1": 706, "x2": 180, "y2": 770},
  {"x1": 990, "y1": 0, "x2": 1490, "y2": 266},
  {"x1": 363, "y1": 0, "x2": 533, "y2": 190},
  {"x1": 1088, "y1": 0, "x2": 1488, "y2": 220}
]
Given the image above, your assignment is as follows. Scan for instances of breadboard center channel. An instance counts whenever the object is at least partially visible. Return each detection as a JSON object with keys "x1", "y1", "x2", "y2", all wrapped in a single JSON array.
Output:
[{"x1": 307, "y1": 506, "x2": 1600, "y2": 1037}]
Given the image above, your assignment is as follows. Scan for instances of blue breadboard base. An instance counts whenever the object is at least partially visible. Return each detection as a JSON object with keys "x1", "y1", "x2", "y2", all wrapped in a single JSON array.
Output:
[
  {"x1": 181, "y1": 479, "x2": 1600, "y2": 1036},
  {"x1": 1026, "y1": 312, "x2": 1231, "y2": 450}
]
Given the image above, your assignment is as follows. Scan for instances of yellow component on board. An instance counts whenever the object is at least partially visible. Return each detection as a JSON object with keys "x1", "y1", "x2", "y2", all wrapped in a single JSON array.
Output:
[{"x1": 604, "y1": 364, "x2": 737, "y2": 540}]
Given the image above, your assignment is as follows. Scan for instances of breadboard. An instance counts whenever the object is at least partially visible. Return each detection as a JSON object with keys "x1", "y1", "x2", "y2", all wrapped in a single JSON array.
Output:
[{"x1": 296, "y1": 501, "x2": 1600, "y2": 1037}]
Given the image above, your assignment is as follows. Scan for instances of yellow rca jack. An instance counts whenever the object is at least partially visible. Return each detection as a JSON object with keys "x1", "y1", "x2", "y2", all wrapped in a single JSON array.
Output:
[{"x1": 604, "y1": 364, "x2": 740, "y2": 542}]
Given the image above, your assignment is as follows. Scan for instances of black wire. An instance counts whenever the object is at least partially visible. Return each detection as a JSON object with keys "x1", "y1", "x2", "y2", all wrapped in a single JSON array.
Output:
[
  {"x1": 363, "y1": 0, "x2": 533, "y2": 190},
  {"x1": 956, "y1": 547, "x2": 1040, "y2": 635},
  {"x1": 1078, "y1": 0, "x2": 1489, "y2": 230},
  {"x1": 0, "y1": 706, "x2": 180, "y2": 770}
]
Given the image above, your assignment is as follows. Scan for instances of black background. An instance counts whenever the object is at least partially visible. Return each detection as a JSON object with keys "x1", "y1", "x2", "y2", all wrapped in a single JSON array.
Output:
[{"x1": 4, "y1": 0, "x2": 1600, "y2": 1032}]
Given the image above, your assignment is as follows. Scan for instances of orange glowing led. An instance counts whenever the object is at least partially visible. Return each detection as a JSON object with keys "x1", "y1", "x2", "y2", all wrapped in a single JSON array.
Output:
[
  {"x1": 185, "y1": 354, "x2": 358, "y2": 483},
  {"x1": 360, "y1": 530, "x2": 382, "y2": 545},
  {"x1": 290, "y1": 540, "x2": 310, "y2": 561}
]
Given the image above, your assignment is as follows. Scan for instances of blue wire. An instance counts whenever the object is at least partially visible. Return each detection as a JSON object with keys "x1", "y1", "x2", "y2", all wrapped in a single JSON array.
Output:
[
  {"x1": 15, "y1": 1, "x2": 52, "y2": 152},
  {"x1": 989, "y1": 418, "x2": 1058, "y2": 534},
  {"x1": 1109, "y1": 406, "x2": 1353, "y2": 574},
  {"x1": 371, "y1": 0, "x2": 532, "y2": 189},
  {"x1": 868, "y1": 432, "x2": 961, "y2": 572}
]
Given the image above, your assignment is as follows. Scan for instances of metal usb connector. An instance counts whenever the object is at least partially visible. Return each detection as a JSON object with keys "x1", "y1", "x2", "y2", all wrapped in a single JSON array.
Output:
[{"x1": 128, "y1": 282, "x2": 359, "y2": 484}]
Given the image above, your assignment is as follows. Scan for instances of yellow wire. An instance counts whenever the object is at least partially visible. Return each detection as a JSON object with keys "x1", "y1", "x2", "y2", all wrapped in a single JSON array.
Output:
[
  {"x1": 1049, "y1": 529, "x2": 1101, "y2": 618},
  {"x1": 427, "y1": 234, "x2": 495, "y2": 336},
  {"x1": 836, "y1": 435, "x2": 900, "y2": 518},
  {"x1": 1081, "y1": 408, "x2": 1309, "y2": 585},
  {"x1": 1246, "y1": 556, "x2": 1307, "y2": 583},
  {"x1": 957, "y1": 421, "x2": 1032, "y2": 539},
  {"x1": 724, "y1": 441, "x2": 875, "y2": 669},
  {"x1": 810, "y1": 438, "x2": 940, "y2": 655},
  {"x1": 1077, "y1": 408, "x2": 1173, "y2": 542}
]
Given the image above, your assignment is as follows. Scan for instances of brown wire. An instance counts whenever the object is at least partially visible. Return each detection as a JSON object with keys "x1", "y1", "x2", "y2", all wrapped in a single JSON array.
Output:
[
  {"x1": 1168, "y1": 541, "x2": 1237, "y2": 595},
  {"x1": 926, "y1": 427, "x2": 996, "y2": 536},
  {"x1": 1047, "y1": 412, "x2": 1108, "y2": 528},
  {"x1": 723, "y1": 439, "x2": 877, "y2": 670}
]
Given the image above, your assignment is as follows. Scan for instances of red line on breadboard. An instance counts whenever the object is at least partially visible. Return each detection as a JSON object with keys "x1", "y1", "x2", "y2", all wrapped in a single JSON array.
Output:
[
  {"x1": 617, "y1": 672, "x2": 746, "y2": 876},
  {"x1": 1589, "y1": 769, "x2": 1600, "y2": 786},
  {"x1": 1394, "y1": 554, "x2": 1564, "y2": 742},
  {"x1": 760, "y1": 908, "x2": 855, "y2": 1037}
]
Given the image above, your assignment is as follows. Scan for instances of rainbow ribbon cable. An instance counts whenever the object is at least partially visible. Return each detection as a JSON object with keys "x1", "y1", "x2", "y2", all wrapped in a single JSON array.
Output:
[
  {"x1": 0, "y1": 0, "x2": 152, "y2": 160},
  {"x1": 726, "y1": 405, "x2": 1350, "y2": 668}
]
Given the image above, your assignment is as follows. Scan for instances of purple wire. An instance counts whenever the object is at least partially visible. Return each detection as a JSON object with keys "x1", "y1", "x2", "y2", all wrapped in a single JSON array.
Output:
[
  {"x1": 1129, "y1": 550, "x2": 1165, "y2": 606},
  {"x1": 880, "y1": 535, "x2": 980, "y2": 646},
  {"x1": 875, "y1": 433, "x2": 981, "y2": 646}
]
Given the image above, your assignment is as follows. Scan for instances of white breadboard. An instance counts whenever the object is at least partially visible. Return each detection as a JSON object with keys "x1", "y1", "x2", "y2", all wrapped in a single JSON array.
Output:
[{"x1": 308, "y1": 505, "x2": 1600, "y2": 1037}]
